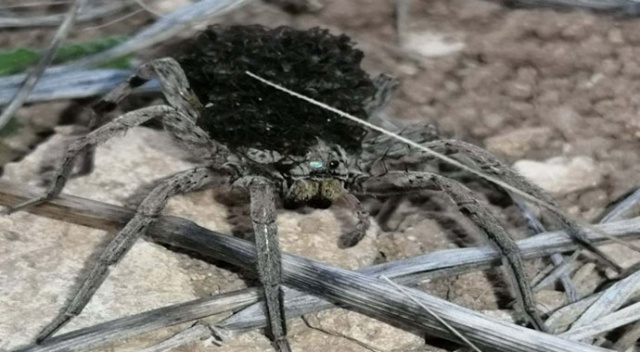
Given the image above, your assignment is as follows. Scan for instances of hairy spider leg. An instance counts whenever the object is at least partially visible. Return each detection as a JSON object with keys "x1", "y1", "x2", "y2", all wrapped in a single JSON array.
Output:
[
  {"x1": 36, "y1": 166, "x2": 221, "y2": 342},
  {"x1": 421, "y1": 138, "x2": 622, "y2": 273},
  {"x1": 361, "y1": 127, "x2": 619, "y2": 322},
  {"x1": 9, "y1": 57, "x2": 233, "y2": 343},
  {"x1": 240, "y1": 176, "x2": 292, "y2": 352},
  {"x1": 374, "y1": 195, "x2": 403, "y2": 232},
  {"x1": 351, "y1": 171, "x2": 547, "y2": 331},
  {"x1": 93, "y1": 58, "x2": 200, "y2": 121},
  {"x1": 338, "y1": 192, "x2": 371, "y2": 248},
  {"x1": 7, "y1": 105, "x2": 169, "y2": 213},
  {"x1": 364, "y1": 73, "x2": 398, "y2": 117},
  {"x1": 63, "y1": 57, "x2": 208, "y2": 181},
  {"x1": 92, "y1": 58, "x2": 227, "y2": 164},
  {"x1": 516, "y1": 201, "x2": 579, "y2": 303},
  {"x1": 7, "y1": 58, "x2": 226, "y2": 214},
  {"x1": 359, "y1": 122, "x2": 439, "y2": 232},
  {"x1": 362, "y1": 124, "x2": 620, "y2": 286}
]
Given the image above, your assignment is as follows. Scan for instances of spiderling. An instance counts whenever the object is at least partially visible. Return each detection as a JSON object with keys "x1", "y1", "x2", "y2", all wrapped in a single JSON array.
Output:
[{"x1": 178, "y1": 25, "x2": 376, "y2": 155}]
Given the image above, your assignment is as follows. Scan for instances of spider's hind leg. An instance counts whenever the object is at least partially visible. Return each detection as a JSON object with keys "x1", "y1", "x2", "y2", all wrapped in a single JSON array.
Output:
[
  {"x1": 35, "y1": 166, "x2": 221, "y2": 342},
  {"x1": 352, "y1": 171, "x2": 547, "y2": 331},
  {"x1": 423, "y1": 139, "x2": 622, "y2": 272}
]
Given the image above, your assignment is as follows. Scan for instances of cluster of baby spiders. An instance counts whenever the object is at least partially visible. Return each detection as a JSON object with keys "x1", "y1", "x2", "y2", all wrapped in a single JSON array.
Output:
[{"x1": 7, "y1": 25, "x2": 621, "y2": 352}]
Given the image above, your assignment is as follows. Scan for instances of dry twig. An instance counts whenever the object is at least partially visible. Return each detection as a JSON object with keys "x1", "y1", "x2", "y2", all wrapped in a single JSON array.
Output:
[
  {"x1": 15, "y1": 288, "x2": 260, "y2": 352},
  {"x1": 0, "y1": 180, "x2": 629, "y2": 352}
]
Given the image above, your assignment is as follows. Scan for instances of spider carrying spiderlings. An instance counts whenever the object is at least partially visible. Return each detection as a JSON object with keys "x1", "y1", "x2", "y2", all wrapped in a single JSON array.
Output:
[{"x1": 6, "y1": 25, "x2": 622, "y2": 351}]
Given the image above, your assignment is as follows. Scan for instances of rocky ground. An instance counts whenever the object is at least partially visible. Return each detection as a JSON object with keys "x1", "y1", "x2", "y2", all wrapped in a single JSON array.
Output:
[{"x1": 1, "y1": 1, "x2": 640, "y2": 351}]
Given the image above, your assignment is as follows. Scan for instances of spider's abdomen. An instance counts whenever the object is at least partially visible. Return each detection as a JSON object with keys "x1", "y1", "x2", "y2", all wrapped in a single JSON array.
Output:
[{"x1": 176, "y1": 25, "x2": 376, "y2": 155}]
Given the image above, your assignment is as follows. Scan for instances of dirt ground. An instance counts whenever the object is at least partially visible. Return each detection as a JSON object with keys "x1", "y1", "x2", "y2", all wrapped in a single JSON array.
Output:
[
  {"x1": 4, "y1": 0, "x2": 640, "y2": 211},
  {"x1": 1, "y1": 0, "x2": 640, "y2": 351}
]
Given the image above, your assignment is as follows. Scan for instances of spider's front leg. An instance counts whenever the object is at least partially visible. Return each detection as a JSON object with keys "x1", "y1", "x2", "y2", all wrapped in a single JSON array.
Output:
[
  {"x1": 338, "y1": 192, "x2": 371, "y2": 248},
  {"x1": 93, "y1": 59, "x2": 224, "y2": 161},
  {"x1": 36, "y1": 166, "x2": 223, "y2": 341},
  {"x1": 351, "y1": 171, "x2": 547, "y2": 331},
  {"x1": 236, "y1": 176, "x2": 291, "y2": 352},
  {"x1": 6, "y1": 58, "x2": 226, "y2": 214}
]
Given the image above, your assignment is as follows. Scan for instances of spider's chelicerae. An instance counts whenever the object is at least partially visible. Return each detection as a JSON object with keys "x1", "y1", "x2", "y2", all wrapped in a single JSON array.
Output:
[{"x1": 9, "y1": 25, "x2": 621, "y2": 351}]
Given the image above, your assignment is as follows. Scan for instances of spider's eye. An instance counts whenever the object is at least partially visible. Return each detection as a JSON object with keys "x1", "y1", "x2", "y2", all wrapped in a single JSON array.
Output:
[{"x1": 329, "y1": 160, "x2": 340, "y2": 169}]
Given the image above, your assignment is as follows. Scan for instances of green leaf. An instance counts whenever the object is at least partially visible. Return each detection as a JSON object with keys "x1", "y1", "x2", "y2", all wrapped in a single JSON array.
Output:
[{"x1": 0, "y1": 35, "x2": 131, "y2": 75}]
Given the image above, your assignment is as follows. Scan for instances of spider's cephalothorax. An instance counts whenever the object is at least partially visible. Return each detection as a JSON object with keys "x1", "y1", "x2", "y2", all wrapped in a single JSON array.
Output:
[
  {"x1": 14, "y1": 24, "x2": 622, "y2": 352},
  {"x1": 280, "y1": 139, "x2": 351, "y2": 209}
]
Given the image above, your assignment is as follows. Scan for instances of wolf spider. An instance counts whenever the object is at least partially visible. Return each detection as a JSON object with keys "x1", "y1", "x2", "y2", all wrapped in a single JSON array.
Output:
[{"x1": 7, "y1": 25, "x2": 620, "y2": 351}]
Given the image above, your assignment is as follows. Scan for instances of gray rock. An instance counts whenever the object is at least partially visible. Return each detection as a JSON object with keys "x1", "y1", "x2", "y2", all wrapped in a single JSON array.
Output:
[
  {"x1": 301, "y1": 310, "x2": 424, "y2": 352},
  {"x1": 484, "y1": 126, "x2": 554, "y2": 159},
  {"x1": 513, "y1": 156, "x2": 603, "y2": 195},
  {"x1": 1, "y1": 128, "x2": 238, "y2": 350},
  {"x1": 0, "y1": 127, "x2": 384, "y2": 351},
  {"x1": 543, "y1": 106, "x2": 584, "y2": 140},
  {"x1": 402, "y1": 32, "x2": 465, "y2": 58}
]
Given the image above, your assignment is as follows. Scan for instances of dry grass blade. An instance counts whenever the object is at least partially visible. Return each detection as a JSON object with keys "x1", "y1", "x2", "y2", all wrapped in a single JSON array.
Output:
[
  {"x1": 55, "y1": 0, "x2": 254, "y2": 72},
  {"x1": 14, "y1": 288, "x2": 260, "y2": 352},
  {"x1": 381, "y1": 276, "x2": 483, "y2": 352},
  {"x1": 394, "y1": 0, "x2": 413, "y2": 45},
  {"x1": 560, "y1": 301, "x2": 640, "y2": 341},
  {"x1": 81, "y1": 9, "x2": 144, "y2": 30},
  {"x1": 0, "y1": 2, "x2": 127, "y2": 28},
  {"x1": 0, "y1": 0, "x2": 88, "y2": 131},
  {"x1": 0, "y1": 180, "x2": 620, "y2": 352},
  {"x1": 544, "y1": 271, "x2": 640, "y2": 341},
  {"x1": 612, "y1": 320, "x2": 640, "y2": 351},
  {"x1": 600, "y1": 188, "x2": 640, "y2": 223},
  {"x1": 532, "y1": 189, "x2": 639, "y2": 292},
  {"x1": 517, "y1": 201, "x2": 579, "y2": 302},
  {"x1": 132, "y1": 0, "x2": 165, "y2": 17},
  {"x1": 243, "y1": 71, "x2": 557, "y2": 212},
  {"x1": 546, "y1": 294, "x2": 601, "y2": 332},
  {"x1": 532, "y1": 251, "x2": 580, "y2": 294},
  {"x1": 10, "y1": 206, "x2": 639, "y2": 352},
  {"x1": 511, "y1": 0, "x2": 639, "y2": 12},
  {"x1": 540, "y1": 190, "x2": 640, "y2": 333},
  {"x1": 221, "y1": 213, "x2": 640, "y2": 332},
  {"x1": 0, "y1": 69, "x2": 146, "y2": 105},
  {"x1": 243, "y1": 72, "x2": 551, "y2": 212},
  {"x1": 138, "y1": 323, "x2": 215, "y2": 352},
  {"x1": 567, "y1": 270, "x2": 640, "y2": 330},
  {"x1": 0, "y1": 0, "x2": 253, "y2": 104},
  {"x1": 0, "y1": 1, "x2": 73, "y2": 10}
]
